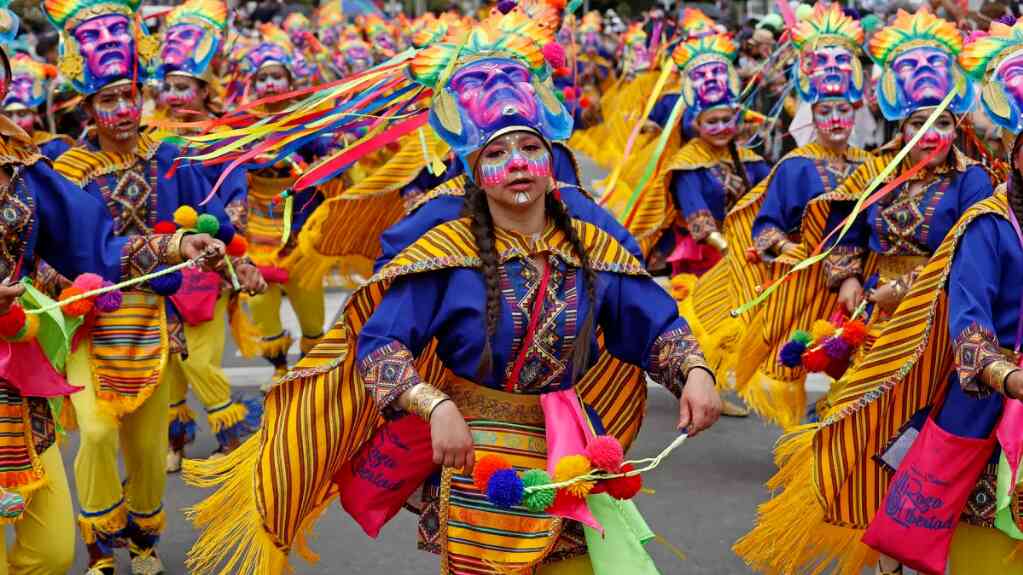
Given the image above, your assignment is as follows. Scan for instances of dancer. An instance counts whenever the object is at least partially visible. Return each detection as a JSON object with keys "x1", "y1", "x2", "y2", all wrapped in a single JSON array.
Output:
[
  {"x1": 2, "y1": 52, "x2": 72, "y2": 159},
  {"x1": 184, "y1": 11, "x2": 720, "y2": 575}
]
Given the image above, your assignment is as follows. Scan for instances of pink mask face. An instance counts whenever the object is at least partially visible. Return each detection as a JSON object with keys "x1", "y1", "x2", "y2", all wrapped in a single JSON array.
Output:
[
  {"x1": 91, "y1": 85, "x2": 142, "y2": 141},
  {"x1": 73, "y1": 15, "x2": 135, "y2": 81},
  {"x1": 813, "y1": 101, "x2": 855, "y2": 144},
  {"x1": 806, "y1": 46, "x2": 853, "y2": 97},
  {"x1": 892, "y1": 47, "x2": 951, "y2": 105},
  {"x1": 6, "y1": 109, "x2": 35, "y2": 132},
  {"x1": 158, "y1": 77, "x2": 199, "y2": 110},
  {"x1": 343, "y1": 46, "x2": 372, "y2": 73},
  {"x1": 161, "y1": 23, "x2": 204, "y2": 68},
  {"x1": 8, "y1": 75, "x2": 34, "y2": 107},
  {"x1": 996, "y1": 52, "x2": 1023, "y2": 111},
  {"x1": 689, "y1": 61, "x2": 730, "y2": 107},
  {"x1": 477, "y1": 132, "x2": 552, "y2": 187},
  {"x1": 449, "y1": 59, "x2": 539, "y2": 133},
  {"x1": 252, "y1": 66, "x2": 290, "y2": 98}
]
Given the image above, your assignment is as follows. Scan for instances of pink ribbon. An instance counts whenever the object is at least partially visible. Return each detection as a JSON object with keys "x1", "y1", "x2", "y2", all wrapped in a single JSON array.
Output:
[{"x1": 540, "y1": 389, "x2": 601, "y2": 531}]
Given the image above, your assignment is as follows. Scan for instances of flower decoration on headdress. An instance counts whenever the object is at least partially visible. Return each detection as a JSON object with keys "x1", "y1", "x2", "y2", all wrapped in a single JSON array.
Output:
[
  {"x1": 412, "y1": 10, "x2": 571, "y2": 171},
  {"x1": 3, "y1": 54, "x2": 58, "y2": 111},
  {"x1": 867, "y1": 8, "x2": 975, "y2": 121},
  {"x1": 43, "y1": 0, "x2": 154, "y2": 95},
  {"x1": 961, "y1": 18, "x2": 1023, "y2": 134},
  {"x1": 791, "y1": 2, "x2": 865, "y2": 105},
  {"x1": 157, "y1": 0, "x2": 226, "y2": 83},
  {"x1": 240, "y1": 24, "x2": 295, "y2": 75},
  {"x1": 672, "y1": 30, "x2": 739, "y2": 118}
]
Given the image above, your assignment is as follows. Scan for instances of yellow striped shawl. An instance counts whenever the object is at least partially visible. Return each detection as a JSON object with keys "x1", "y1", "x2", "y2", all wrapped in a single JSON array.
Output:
[
  {"x1": 734, "y1": 192, "x2": 1009, "y2": 575},
  {"x1": 184, "y1": 217, "x2": 651, "y2": 575},
  {"x1": 51, "y1": 133, "x2": 161, "y2": 187}
]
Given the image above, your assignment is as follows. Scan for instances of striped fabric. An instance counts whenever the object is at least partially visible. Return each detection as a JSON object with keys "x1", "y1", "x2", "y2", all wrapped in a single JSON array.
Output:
[
  {"x1": 246, "y1": 173, "x2": 293, "y2": 268},
  {"x1": 89, "y1": 292, "x2": 168, "y2": 417},
  {"x1": 51, "y1": 133, "x2": 161, "y2": 187},
  {"x1": 185, "y1": 216, "x2": 651, "y2": 575},
  {"x1": 0, "y1": 383, "x2": 45, "y2": 504}
]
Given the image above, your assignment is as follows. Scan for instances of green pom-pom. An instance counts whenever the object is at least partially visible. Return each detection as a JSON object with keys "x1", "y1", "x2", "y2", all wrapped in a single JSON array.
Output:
[
  {"x1": 196, "y1": 213, "x2": 220, "y2": 235},
  {"x1": 521, "y1": 469, "x2": 556, "y2": 512},
  {"x1": 791, "y1": 330, "x2": 812, "y2": 345}
]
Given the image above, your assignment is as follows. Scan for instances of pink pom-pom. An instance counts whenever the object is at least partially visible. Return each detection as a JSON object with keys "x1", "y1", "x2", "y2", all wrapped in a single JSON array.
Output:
[
  {"x1": 542, "y1": 42, "x2": 566, "y2": 70},
  {"x1": 94, "y1": 282, "x2": 123, "y2": 313},
  {"x1": 72, "y1": 273, "x2": 104, "y2": 293},
  {"x1": 585, "y1": 436, "x2": 624, "y2": 472},
  {"x1": 562, "y1": 86, "x2": 577, "y2": 101}
]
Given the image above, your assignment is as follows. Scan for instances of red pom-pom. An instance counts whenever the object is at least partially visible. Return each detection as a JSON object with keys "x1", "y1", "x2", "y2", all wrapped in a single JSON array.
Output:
[
  {"x1": 272, "y1": 195, "x2": 283, "y2": 206},
  {"x1": 554, "y1": 66, "x2": 572, "y2": 78},
  {"x1": 59, "y1": 286, "x2": 94, "y2": 317},
  {"x1": 72, "y1": 273, "x2": 104, "y2": 293},
  {"x1": 473, "y1": 454, "x2": 511, "y2": 491},
  {"x1": 605, "y1": 463, "x2": 643, "y2": 500},
  {"x1": 745, "y1": 247, "x2": 759, "y2": 263},
  {"x1": 0, "y1": 304, "x2": 26, "y2": 339},
  {"x1": 562, "y1": 87, "x2": 577, "y2": 101},
  {"x1": 153, "y1": 221, "x2": 177, "y2": 234},
  {"x1": 579, "y1": 96, "x2": 591, "y2": 109},
  {"x1": 586, "y1": 436, "x2": 624, "y2": 472},
  {"x1": 801, "y1": 347, "x2": 830, "y2": 373},
  {"x1": 840, "y1": 319, "x2": 868, "y2": 347},
  {"x1": 226, "y1": 235, "x2": 248, "y2": 258},
  {"x1": 547, "y1": 0, "x2": 565, "y2": 9}
]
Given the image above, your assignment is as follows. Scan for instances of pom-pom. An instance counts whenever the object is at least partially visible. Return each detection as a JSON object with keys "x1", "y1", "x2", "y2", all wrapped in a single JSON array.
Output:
[
  {"x1": 840, "y1": 319, "x2": 867, "y2": 347},
  {"x1": 579, "y1": 96, "x2": 591, "y2": 109},
  {"x1": 810, "y1": 320, "x2": 835, "y2": 342},
  {"x1": 521, "y1": 469, "x2": 556, "y2": 512},
  {"x1": 790, "y1": 330, "x2": 812, "y2": 345},
  {"x1": 605, "y1": 463, "x2": 643, "y2": 500},
  {"x1": 554, "y1": 454, "x2": 595, "y2": 498},
  {"x1": 73, "y1": 273, "x2": 105, "y2": 293},
  {"x1": 778, "y1": 340, "x2": 807, "y2": 368},
  {"x1": 196, "y1": 213, "x2": 220, "y2": 236},
  {"x1": 486, "y1": 469, "x2": 524, "y2": 508},
  {"x1": 226, "y1": 235, "x2": 248, "y2": 258},
  {"x1": 802, "y1": 347, "x2": 830, "y2": 373},
  {"x1": 554, "y1": 66, "x2": 571, "y2": 78},
  {"x1": 562, "y1": 86, "x2": 577, "y2": 102},
  {"x1": 59, "y1": 286, "x2": 94, "y2": 317},
  {"x1": 173, "y1": 206, "x2": 199, "y2": 229},
  {"x1": 149, "y1": 268, "x2": 183, "y2": 296},
  {"x1": 547, "y1": 0, "x2": 565, "y2": 9},
  {"x1": 542, "y1": 42, "x2": 566, "y2": 69},
  {"x1": 11, "y1": 314, "x2": 39, "y2": 342},
  {"x1": 586, "y1": 436, "x2": 624, "y2": 472},
  {"x1": 154, "y1": 220, "x2": 177, "y2": 234},
  {"x1": 94, "y1": 282, "x2": 123, "y2": 313},
  {"x1": 824, "y1": 355, "x2": 849, "y2": 381},
  {"x1": 0, "y1": 304, "x2": 26, "y2": 339},
  {"x1": 823, "y1": 336, "x2": 851, "y2": 360},
  {"x1": 496, "y1": 0, "x2": 516, "y2": 14},
  {"x1": 473, "y1": 454, "x2": 511, "y2": 491}
]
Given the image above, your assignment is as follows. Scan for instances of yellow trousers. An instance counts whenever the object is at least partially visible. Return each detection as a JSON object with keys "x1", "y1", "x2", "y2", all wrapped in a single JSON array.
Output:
[
  {"x1": 247, "y1": 273, "x2": 326, "y2": 353},
  {"x1": 537, "y1": 555, "x2": 593, "y2": 574},
  {"x1": 0, "y1": 445, "x2": 75, "y2": 575},
  {"x1": 68, "y1": 346, "x2": 168, "y2": 542}
]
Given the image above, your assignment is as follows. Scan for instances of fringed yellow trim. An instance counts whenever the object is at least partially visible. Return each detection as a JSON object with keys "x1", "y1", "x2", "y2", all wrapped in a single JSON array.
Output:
[
  {"x1": 95, "y1": 381, "x2": 162, "y2": 421},
  {"x1": 168, "y1": 401, "x2": 196, "y2": 425},
  {"x1": 677, "y1": 282, "x2": 741, "y2": 389},
  {"x1": 130, "y1": 508, "x2": 166, "y2": 535},
  {"x1": 733, "y1": 438, "x2": 876, "y2": 575},
  {"x1": 206, "y1": 402, "x2": 248, "y2": 434},
  {"x1": 258, "y1": 333, "x2": 293, "y2": 359},
  {"x1": 288, "y1": 253, "x2": 373, "y2": 292},
  {"x1": 79, "y1": 500, "x2": 129, "y2": 545},
  {"x1": 229, "y1": 297, "x2": 262, "y2": 359},
  {"x1": 183, "y1": 436, "x2": 290, "y2": 575},
  {"x1": 736, "y1": 368, "x2": 807, "y2": 430}
]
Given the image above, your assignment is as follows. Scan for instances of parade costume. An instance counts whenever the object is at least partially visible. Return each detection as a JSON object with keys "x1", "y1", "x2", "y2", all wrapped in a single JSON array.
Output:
[
  {"x1": 155, "y1": 0, "x2": 261, "y2": 470},
  {"x1": 734, "y1": 11, "x2": 1016, "y2": 575},
  {"x1": 44, "y1": 0, "x2": 236, "y2": 570},
  {"x1": 2, "y1": 53, "x2": 72, "y2": 160},
  {"x1": 184, "y1": 11, "x2": 711, "y2": 575}
]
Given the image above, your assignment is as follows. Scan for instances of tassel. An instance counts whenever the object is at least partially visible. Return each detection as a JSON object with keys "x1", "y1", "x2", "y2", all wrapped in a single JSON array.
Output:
[
  {"x1": 229, "y1": 297, "x2": 262, "y2": 359},
  {"x1": 280, "y1": 192, "x2": 294, "y2": 248}
]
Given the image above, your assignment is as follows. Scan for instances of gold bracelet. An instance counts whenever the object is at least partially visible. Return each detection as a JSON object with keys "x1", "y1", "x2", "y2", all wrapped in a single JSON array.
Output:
[
  {"x1": 404, "y1": 383, "x2": 451, "y2": 421},
  {"x1": 169, "y1": 229, "x2": 188, "y2": 264},
  {"x1": 982, "y1": 361, "x2": 1018, "y2": 396}
]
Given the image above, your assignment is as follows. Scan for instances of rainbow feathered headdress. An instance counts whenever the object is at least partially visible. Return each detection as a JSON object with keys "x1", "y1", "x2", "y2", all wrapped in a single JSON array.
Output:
[
  {"x1": 868, "y1": 8, "x2": 975, "y2": 120},
  {"x1": 791, "y1": 2, "x2": 864, "y2": 104},
  {"x1": 411, "y1": 12, "x2": 469, "y2": 49},
  {"x1": 157, "y1": 0, "x2": 226, "y2": 83},
  {"x1": 961, "y1": 18, "x2": 1023, "y2": 135},
  {"x1": 679, "y1": 8, "x2": 721, "y2": 40},
  {"x1": 3, "y1": 54, "x2": 58, "y2": 111},
  {"x1": 43, "y1": 0, "x2": 157, "y2": 95},
  {"x1": 672, "y1": 30, "x2": 739, "y2": 117}
]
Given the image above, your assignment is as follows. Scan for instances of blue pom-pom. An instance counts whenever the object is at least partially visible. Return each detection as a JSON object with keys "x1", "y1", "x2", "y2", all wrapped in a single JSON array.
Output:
[
  {"x1": 149, "y1": 267, "x2": 183, "y2": 296},
  {"x1": 486, "y1": 469, "x2": 524, "y2": 508},
  {"x1": 779, "y1": 340, "x2": 806, "y2": 368}
]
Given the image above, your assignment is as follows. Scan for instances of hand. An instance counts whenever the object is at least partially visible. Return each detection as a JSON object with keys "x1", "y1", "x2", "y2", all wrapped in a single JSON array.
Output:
[
  {"x1": 236, "y1": 263, "x2": 267, "y2": 295},
  {"x1": 0, "y1": 282, "x2": 24, "y2": 316},
  {"x1": 429, "y1": 401, "x2": 475, "y2": 475},
  {"x1": 1007, "y1": 370, "x2": 1023, "y2": 400},
  {"x1": 837, "y1": 277, "x2": 864, "y2": 314},
  {"x1": 181, "y1": 234, "x2": 226, "y2": 271},
  {"x1": 868, "y1": 283, "x2": 900, "y2": 314},
  {"x1": 677, "y1": 368, "x2": 721, "y2": 437}
]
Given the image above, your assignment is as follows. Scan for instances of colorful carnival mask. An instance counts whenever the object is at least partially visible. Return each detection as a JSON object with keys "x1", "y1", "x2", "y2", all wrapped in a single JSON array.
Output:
[
  {"x1": 241, "y1": 25, "x2": 295, "y2": 93},
  {"x1": 365, "y1": 15, "x2": 396, "y2": 59},
  {"x1": 868, "y1": 8, "x2": 974, "y2": 121},
  {"x1": 337, "y1": 38, "x2": 373, "y2": 74},
  {"x1": 961, "y1": 18, "x2": 1023, "y2": 134},
  {"x1": 316, "y1": 1, "x2": 344, "y2": 47},
  {"x1": 3, "y1": 54, "x2": 56, "y2": 112},
  {"x1": 44, "y1": 0, "x2": 157, "y2": 95},
  {"x1": 282, "y1": 12, "x2": 311, "y2": 48},
  {"x1": 412, "y1": 11, "x2": 572, "y2": 173},
  {"x1": 621, "y1": 24, "x2": 650, "y2": 75},
  {"x1": 579, "y1": 11, "x2": 602, "y2": 55},
  {"x1": 158, "y1": 0, "x2": 226, "y2": 82},
  {"x1": 672, "y1": 31, "x2": 740, "y2": 117},
  {"x1": 792, "y1": 2, "x2": 864, "y2": 104}
]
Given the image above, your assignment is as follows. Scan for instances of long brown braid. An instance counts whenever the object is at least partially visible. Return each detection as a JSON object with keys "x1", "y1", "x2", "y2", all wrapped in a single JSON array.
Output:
[
  {"x1": 1011, "y1": 133, "x2": 1023, "y2": 226},
  {"x1": 462, "y1": 182, "x2": 599, "y2": 383}
]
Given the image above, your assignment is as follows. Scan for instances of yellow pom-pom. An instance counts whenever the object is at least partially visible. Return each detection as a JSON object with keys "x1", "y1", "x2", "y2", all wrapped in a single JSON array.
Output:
[
  {"x1": 553, "y1": 454, "x2": 595, "y2": 498},
  {"x1": 12, "y1": 314, "x2": 39, "y2": 343},
  {"x1": 173, "y1": 206, "x2": 198, "y2": 229},
  {"x1": 811, "y1": 320, "x2": 835, "y2": 342}
]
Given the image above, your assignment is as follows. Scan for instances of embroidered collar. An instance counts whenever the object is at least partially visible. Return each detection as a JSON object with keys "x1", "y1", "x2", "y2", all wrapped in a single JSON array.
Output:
[
  {"x1": 82, "y1": 132, "x2": 161, "y2": 164},
  {"x1": 802, "y1": 142, "x2": 872, "y2": 163},
  {"x1": 665, "y1": 136, "x2": 763, "y2": 172},
  {"x1": 493, "y1": 220, "x2": 579, "y2": 264}
]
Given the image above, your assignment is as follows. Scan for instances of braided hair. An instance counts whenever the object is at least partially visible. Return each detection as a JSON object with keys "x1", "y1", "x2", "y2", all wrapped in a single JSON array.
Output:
[
  {"x1": 1011, "y1": 133, "x2": 1023, "y2": 226},
  {"x1": 462, "y1": 181, "x2": 599, "y2": 383}
]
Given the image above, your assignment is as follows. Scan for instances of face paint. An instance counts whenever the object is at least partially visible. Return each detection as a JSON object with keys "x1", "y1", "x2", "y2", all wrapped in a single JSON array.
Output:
[
  {"x1": 814, "y1": 103, "x2": 855, "y2": 132},
  {"x1": 476, "y1": 133, "x2": 552, "y2": 188},
  {"x1": 449, "y1": 59, "x2": 540, "y2": 133},
  {"x1": 92, "y1": 86, "x2": 142, "y2": 141},
  {"x1": 699, "y1": 113, "x2": 737, "y2": 139},
  {"x1": 252, "y1": 66, "x2": 290, "y2": 98},
  {"x1": 892, "y1": 47, "x2": 951, "y2": 106},
  {"x1": 73, "y1": 15, "x2": 135, "y2": 80},
  {"x1": 159, "y1": 78, "x2": 199, "y2": 109},
  {"x1": 6, "y1": 109, "x2": 34, "y2": 132}
]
